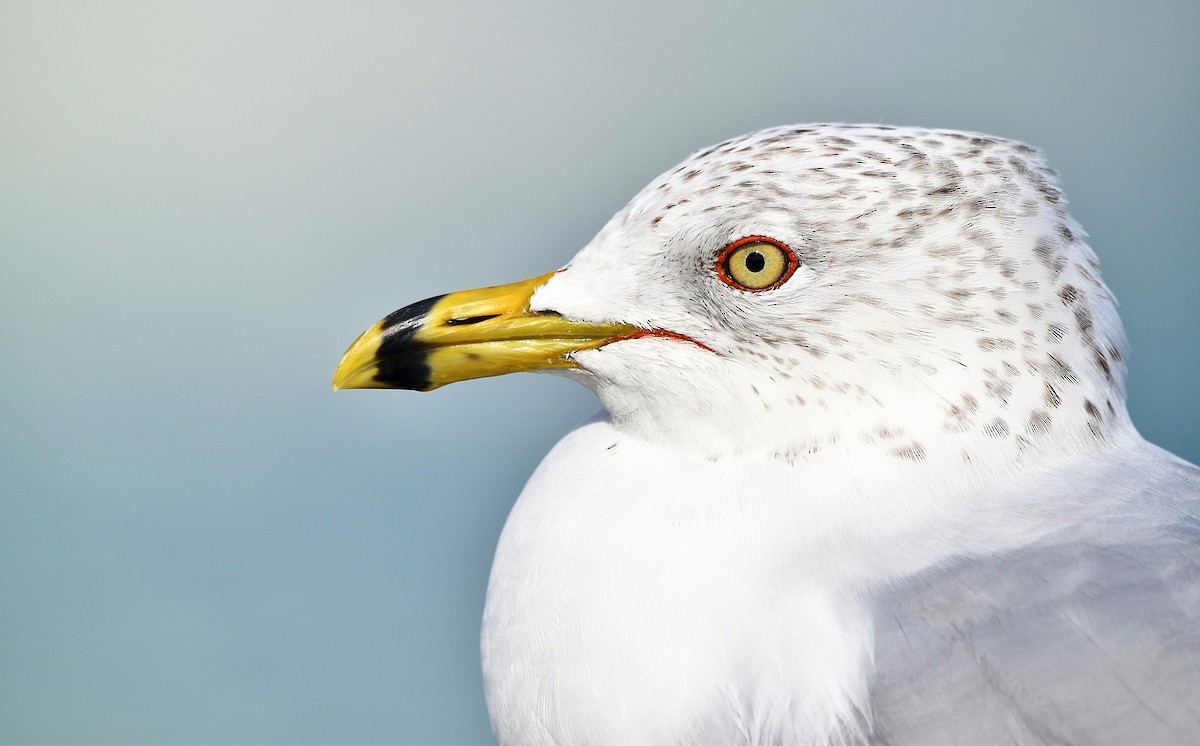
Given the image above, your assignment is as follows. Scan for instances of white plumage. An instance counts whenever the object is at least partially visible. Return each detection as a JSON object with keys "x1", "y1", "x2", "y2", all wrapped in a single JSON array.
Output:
[{"x1": 353, "y1": 124, "x2": 1200, "y2": 743}]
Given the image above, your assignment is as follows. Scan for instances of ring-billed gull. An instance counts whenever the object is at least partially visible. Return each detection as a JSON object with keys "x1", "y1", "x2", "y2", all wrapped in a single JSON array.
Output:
[{"x1": 333, "y1": 124, "x2": 1200, "y2": 744}]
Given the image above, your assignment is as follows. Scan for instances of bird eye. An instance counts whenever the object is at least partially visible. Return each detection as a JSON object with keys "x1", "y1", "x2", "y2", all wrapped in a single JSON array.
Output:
[{"x1": 716, "y1": 236, "x2": 797, "y2": 291}]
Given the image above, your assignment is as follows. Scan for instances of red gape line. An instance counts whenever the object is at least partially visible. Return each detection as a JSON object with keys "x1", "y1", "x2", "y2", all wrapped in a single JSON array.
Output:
[{"x1": 610, "y1": 328, "x2": 717, "y2": 353}]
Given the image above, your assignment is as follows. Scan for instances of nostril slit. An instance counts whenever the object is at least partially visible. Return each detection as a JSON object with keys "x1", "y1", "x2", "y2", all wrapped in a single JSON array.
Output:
[{"x1": 445, "y1": 314, "x2": 500, "y2": 326}]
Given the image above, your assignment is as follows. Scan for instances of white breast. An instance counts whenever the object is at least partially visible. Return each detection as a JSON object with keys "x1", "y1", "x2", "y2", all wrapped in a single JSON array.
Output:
[{"x1": 480, "y1": 414, "x2": 875, "y2": 744}]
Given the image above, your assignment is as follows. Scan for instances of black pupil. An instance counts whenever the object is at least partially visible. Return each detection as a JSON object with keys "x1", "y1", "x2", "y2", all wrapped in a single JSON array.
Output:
[{"x1": 745, "y1": 250, "x2": 766, "y2": 273}]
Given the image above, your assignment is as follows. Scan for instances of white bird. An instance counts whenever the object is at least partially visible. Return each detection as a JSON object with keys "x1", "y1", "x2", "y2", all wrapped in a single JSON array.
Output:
[{"x1": 333, "y1": 124, "x2": 1200, "y2": 744}]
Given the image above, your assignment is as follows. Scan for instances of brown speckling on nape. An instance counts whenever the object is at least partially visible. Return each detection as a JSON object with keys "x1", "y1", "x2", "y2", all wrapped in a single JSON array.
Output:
[
  {"x1": 983, "y1": 418, "x2": 1011, "y2": 438},
  {"x1": 1026, "y1": 409, "x2": 1053, "y2": 435},
  {"x1": 891, "y1": 444, "x2": 927, "y2": 461}
]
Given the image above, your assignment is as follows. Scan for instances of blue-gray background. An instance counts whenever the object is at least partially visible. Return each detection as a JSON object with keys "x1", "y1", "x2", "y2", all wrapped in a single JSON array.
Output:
[{"x1": 2, "y1": 1, "x2": 1197, "y2": 743}]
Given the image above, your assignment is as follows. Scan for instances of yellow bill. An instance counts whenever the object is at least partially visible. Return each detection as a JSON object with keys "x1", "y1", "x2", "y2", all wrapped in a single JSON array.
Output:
[{"x1": 332, "y1": 272, "x2": 638, "y2": 391}]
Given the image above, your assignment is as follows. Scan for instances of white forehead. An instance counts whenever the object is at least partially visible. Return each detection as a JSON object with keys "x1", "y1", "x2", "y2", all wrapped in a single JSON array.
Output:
[{"x1": 549, "y1": 123, "x2": 1083, "y2": 320}]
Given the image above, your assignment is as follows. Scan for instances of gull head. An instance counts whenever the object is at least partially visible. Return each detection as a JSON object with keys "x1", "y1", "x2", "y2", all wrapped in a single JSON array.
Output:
[{"x1": 335, "y1": 124, "x2": 1132, "y2": 467}]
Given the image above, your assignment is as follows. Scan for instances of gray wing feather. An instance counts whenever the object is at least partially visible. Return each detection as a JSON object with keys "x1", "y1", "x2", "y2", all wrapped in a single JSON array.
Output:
[{"x1": 868, "y1": 448, "x2": 1200, "y2": 745}]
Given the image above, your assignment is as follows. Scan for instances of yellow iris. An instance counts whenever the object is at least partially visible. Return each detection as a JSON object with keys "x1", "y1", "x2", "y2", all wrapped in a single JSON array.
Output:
[{"x1": 721, "y1": 240, "x2": 792, "y2": 290}]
